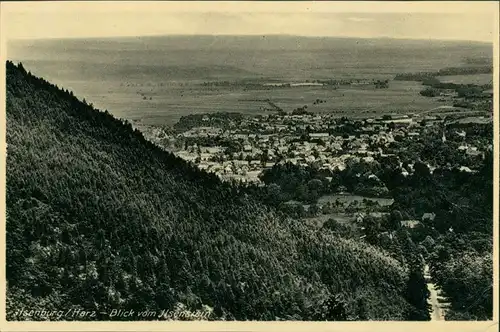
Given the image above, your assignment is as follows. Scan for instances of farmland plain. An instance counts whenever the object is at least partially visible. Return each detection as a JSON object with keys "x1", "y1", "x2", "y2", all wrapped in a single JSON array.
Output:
[
  {"x1": 7, "y1": 35, "x2": 493, "y2": 125},
  {"x1": 438, "y1": 73, "x2": 493, "y2": 85}
]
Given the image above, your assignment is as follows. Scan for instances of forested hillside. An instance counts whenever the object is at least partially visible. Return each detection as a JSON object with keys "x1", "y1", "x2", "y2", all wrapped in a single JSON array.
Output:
[{"x1": 6, "y1": 61, "x2": 420, "y2": 321}]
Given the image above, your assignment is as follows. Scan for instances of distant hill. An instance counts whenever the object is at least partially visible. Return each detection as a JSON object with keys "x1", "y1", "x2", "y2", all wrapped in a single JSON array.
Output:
[
  {"x1": 9, "y1": 34, "x2": 493, "y2": 53},
  {"x1": 8, "y1": 35, "x2": 492, "y2": 81},
  {"x1": 6, "y1": 61, "x2": 419, "y2": 321}
]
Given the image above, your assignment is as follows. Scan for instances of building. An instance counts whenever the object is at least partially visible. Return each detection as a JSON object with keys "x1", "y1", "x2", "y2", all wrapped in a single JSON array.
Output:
[
  {"x1": 310, "y1": 133, "x2": 330, "y2": 139},
  {"x1": 422, "y1": 213, "x2": 436, "y2": 222},
  {"x1": 400, "y1": 220, "x2": 421, "y2": 228}
]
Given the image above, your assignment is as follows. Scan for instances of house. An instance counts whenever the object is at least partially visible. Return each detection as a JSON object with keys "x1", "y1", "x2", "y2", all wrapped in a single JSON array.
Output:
[
  {"x1": 400, "y1": 220, "x2": 421, "y2": 228},
  {"x1": 383, "y1": 118, "x2": 414, "y2": 127},
  {"x1": 422, "y1": 213, "x2": 436, "y2": 222},
  {"x1": 459, "y1": 166, "x2": 474, "y2": 173},
  {"x1": 259, "y1": 135, "x2": 270, "y2": 143},
  {"x1": 198, "y1": 163, "x2": 209, "y2": 170},
  {"x1": 331, "y1": 143, "x2": 342, "y2": 151},
  {"x1": 264, "y1": 162, "x2": 275, "y2": 168},
  {"x1": 363, "y1": 156, "x2": 375, "y2": 163},
  {"x1": 310, "y1": 133, "x2": 329, "y2": 139},
  {"x1": 233, "y1": 160, "x2": 248, "y2": 166},
  {"x1": 306, "y1": 155, "x2": 316, "y2": 162},
  {"x1": 466, "y1": 149, "x2": 482, "y2": 157}
]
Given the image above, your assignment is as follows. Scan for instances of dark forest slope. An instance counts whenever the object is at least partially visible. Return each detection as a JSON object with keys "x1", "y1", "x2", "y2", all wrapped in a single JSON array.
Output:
[{"x1": 6, "y1": 61, "x2": 416, "y2": 321}]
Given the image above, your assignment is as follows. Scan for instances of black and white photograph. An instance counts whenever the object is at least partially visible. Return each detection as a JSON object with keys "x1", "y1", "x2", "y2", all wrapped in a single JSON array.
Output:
[{"x1": 0, "y1": 0, "x2": 498, "y2": 327}]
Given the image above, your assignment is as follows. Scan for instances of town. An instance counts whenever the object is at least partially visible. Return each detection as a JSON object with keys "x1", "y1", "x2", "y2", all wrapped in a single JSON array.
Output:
[{"x1": 137, "y1": 109, "x2": 491, "y2": 186}]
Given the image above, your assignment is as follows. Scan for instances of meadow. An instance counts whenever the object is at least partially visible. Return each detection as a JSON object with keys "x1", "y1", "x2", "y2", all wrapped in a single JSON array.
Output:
[
  {"x1": 7, "y1": 35, "x2": 493, "y2": 125},
  {"x1": 317, "y1": 194, "x2": 394, "y2": 207},
  {"x1": 4, "y1": 68, "x2": 447, "y2": 124},
  {"x1": 438, "y1": 73, "x2": 493, "y2": 85}
]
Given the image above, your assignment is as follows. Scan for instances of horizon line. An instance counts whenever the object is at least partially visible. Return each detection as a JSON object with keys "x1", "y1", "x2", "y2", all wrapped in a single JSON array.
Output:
[{"x1": 8, "y1": 33, "x2": 494, "y2": 44}]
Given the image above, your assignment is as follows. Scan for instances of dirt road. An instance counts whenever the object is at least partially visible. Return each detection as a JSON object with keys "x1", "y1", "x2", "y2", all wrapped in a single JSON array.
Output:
[{"x1": 424, "y1": 264, "x2": 449, "y2": 321}]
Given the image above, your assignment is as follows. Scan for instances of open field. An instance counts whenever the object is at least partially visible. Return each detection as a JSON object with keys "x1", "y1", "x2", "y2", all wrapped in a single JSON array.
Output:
[
  {"x1": 318, "y1": 194, "x2": 394, "y2": 206},
  {"x1": 8, "y1": 35, "x2": 492, "y2": 125},
  {"x1": 13, "y1": 67, "x2": 447, "y2": 125},
  {"x1": 438, "y1": 73, "x2": 492, "y2": 85}
]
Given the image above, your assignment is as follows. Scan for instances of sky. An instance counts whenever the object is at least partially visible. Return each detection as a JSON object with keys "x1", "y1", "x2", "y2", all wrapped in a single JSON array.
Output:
[{"x1": 1, "y1": 1, "x2": 497, "y2": 42}]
